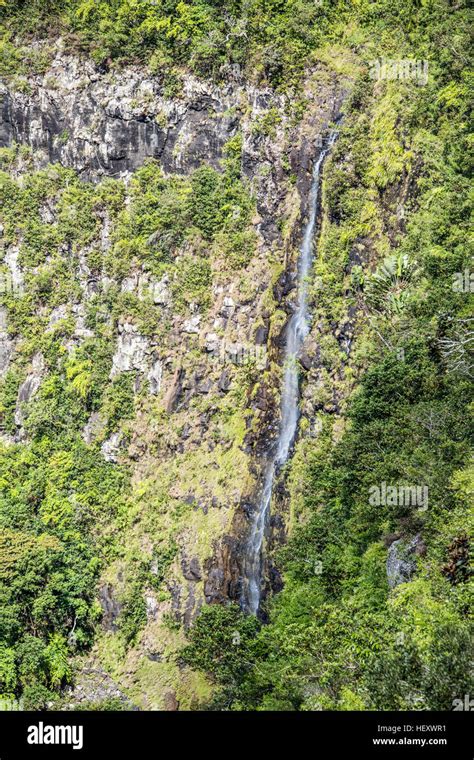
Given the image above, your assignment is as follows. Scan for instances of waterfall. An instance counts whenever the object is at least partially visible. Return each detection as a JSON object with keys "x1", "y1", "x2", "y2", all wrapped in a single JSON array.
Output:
[{"x1": 241, "y1": 130, "x2": 338, "y2": 614}]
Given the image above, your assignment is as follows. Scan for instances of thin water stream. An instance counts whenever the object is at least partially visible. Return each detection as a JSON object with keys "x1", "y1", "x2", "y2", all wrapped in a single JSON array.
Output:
[{"x1": 241, "y1": 130, "x2": 338, "y2": 614}]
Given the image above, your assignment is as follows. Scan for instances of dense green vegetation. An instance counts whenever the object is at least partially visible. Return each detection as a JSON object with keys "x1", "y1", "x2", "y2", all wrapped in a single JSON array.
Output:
[
  {"x1": 0, "y1": 1, "x2": 471, "y2": 88},
  {"x1": 1, "y1": 0, "x2": 354, "y2": 83},
  {"x1": 0, "y1": 0, "x2": 472, "y2": 711},
  {"x1": 0, "y1": 145, "x2": 255, "y2": 706}
]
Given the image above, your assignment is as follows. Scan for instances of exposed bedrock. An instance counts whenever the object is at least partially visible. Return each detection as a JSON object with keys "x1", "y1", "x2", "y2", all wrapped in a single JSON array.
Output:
[{"x1": 0, "y1": 51, "x2": 345, "y2": 247}]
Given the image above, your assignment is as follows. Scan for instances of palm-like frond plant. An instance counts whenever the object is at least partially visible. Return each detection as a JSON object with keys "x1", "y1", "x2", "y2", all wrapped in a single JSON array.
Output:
[{"x1": 366, "y1": 253, "x2": 420, "y2": 316}]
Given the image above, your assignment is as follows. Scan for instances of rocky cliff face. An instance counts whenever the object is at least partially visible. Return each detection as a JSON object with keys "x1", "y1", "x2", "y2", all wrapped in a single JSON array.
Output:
[
  {"x1": 1, "y1": 51, "x2": 343, "y2": 243},
  {"x1": 1, "y1": 56, "x2": 235, "y2": 177},
  {"x1": 0, "y1": 49, "x2": 346, "y2": 708}
]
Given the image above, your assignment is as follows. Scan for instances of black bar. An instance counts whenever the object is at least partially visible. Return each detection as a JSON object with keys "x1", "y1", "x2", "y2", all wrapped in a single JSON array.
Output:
[{"x1": 0, "y1": 710, "x2": 471, "y2": 758}]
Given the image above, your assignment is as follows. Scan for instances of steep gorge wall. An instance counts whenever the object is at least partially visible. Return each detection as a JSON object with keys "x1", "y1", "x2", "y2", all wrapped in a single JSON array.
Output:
[{"x1": 0, "y1": 51, "x2": 347, "y2": 708}]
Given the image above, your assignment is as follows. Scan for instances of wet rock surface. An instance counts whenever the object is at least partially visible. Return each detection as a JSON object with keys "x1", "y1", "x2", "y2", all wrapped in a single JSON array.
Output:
[{"x1": 98, "y1": 583, "x2": 122, "y2": 632}]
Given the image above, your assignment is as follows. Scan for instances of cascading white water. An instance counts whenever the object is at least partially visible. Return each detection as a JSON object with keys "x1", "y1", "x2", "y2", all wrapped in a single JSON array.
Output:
[{"x1": 242, "y1": 130, "x2": 338, "y2": 614}]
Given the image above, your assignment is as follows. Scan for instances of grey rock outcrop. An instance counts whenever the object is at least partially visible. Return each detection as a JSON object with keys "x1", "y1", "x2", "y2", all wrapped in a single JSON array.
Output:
[
  {"x1": 14, "y1": 352, "x2": 45, "y2": 428},
  {"x1": 0, "y1": 307, "x2": 13, "y2": 377},
  {"x1": 110, "y1": 322, "x2": 150, "y2": 377},
  {"x1": 386, "y1": 535, "x2": 422, "y2": 588},
  {"x1": 0, "y1": 53, "x2": 257, "y2": 178},
  {"x1": 147, "y1": 359, "x2": 162, "y2": 395},
  {"x1": 101, "y1": 431, "x2": 124, "y2": 463},
  {"x1": 182, "y1": 315, "x2": 201, "y2": 334},
  {"x1": 62, "y1": 664, "x2": 135, "y2": 710},
  {"x1": 82, "y1": 412, "x2": 106, "y2": 445},
  {"x1": 3, "y1": 244, "x2": 24, "y2": 294}
]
